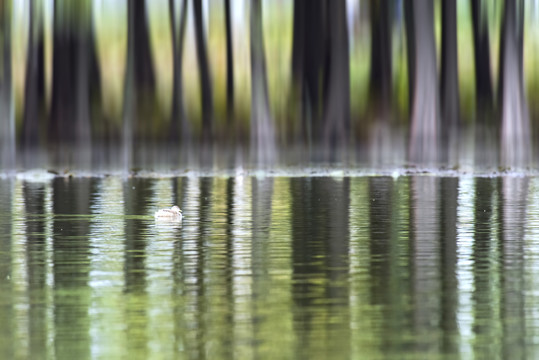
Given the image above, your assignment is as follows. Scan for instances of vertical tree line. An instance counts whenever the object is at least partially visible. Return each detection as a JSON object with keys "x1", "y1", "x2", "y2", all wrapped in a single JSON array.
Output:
[
  {"x1": 291, "y1": 0, "x2": 350, "y2": 153},
  {"x1": 49, "y1": 0, "x2": 100, "y2": 148},
  {"x1": 3, "y1": 0, "x2": 535, "y2": 168}
]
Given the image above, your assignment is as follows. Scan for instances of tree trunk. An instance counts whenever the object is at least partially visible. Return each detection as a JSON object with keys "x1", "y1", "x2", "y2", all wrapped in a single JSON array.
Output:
[
  {"x1": 133, "y1": 0, "x2": 155, "y2": 141},
  {"x1": 50, "y1": 0, "x2": 76, "y2": 144},
  {"x1": 133, "y1": 0, "x2": 155, "y2": 93},
  {"x1": 369, "y1": 0, "x2": 392, "y2": 119},
  {"x1": 291, "y1": 0, "x2": 327, "y2": 145},
  {"x1": 291, "y1": 0, "x2": 305, "y2": 96},
  {"x1": 471, "y1": 0, "x2": 495, "y2": 165},
  {"x1": 471, "y1": 0, "x2": 494, "y2": 124},
  {"x1": 368, "y1": 0, "x2": 393, "y2": 162},
  {"x1": 323, "y1": 0, "x2": 350, "y2": 152},
  {"x1": 305, "y1": 0, "x2": 327, "y2": 144},
  {"x1": 499, "y1": 0, "x2": 530, "y2": 167},
  {"x1": 441, "y1": 0, "x2": 460, "y2": 162},
  {"x1": 408, "y1": 0, "x2": 439, "y2": 163},
  {"x1": 404, "y1": 0, "x2": 415, "y2": 115},
  {"x1": 250, "y1": 0, "x2": 276, "y2": 164},
  {"x1": 122, "y1": 0, "x2": 155, "y2": 168},
  {"x1": 50, "y1": 1, "x2": 94, "y2": 154},
  {"x1": 224, "y1": 0, "x2": 234, "y2": 123},
  {"x1": 169, "y1": 0, "x2": 189, "y2": 143},
  {"x1": 88, "y1": 11, "x2": 103, "y2": 144},
  {"x1": 291, "y1": 0, "x2": 305, "y2": 143},
  {"x1": 0, "y1": 0, "x2": 14, "y2": 172},
  {"x1": 75, "y1": 1, "x2": 92, "y2": 155},
  {"x1": 122, "y1": 0, "x2": 136, "y2": 173},
  {"x1": 22, "y1": 0, "x2": 45, "y2": 150},
  {"x1": 193, "y1": 0, "x2": 213, "y2": 143}
]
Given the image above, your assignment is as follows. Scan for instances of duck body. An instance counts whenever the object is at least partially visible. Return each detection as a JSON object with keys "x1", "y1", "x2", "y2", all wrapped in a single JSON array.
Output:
[{"x1": 155, "y1": 205, "x2": 182, "y2": 221}]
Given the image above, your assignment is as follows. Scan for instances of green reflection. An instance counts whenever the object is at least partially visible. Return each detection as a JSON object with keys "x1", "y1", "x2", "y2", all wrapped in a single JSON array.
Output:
[
  {"x1": 0, "y1": 179, "x2": 14, "y2": 359},
  {"x1": 0, "y1": 175, "x2": 537, "y2": 358},
  {"x1": 52, "y1": 177, "x2": 97, "y2": 359},
  {"x1": 24, "y1": 181, "x2": 49, "y2": 358},
  {"x1": 290, "y1": 177, "x2": 350, "y2": 359}
]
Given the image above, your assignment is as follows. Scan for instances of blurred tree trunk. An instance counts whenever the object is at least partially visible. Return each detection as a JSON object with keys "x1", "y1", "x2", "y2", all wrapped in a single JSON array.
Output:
[
  {"x1": 369, "y1": 0, "x2": 392, "y2": 120},
  {"x1": 291, "y1": 0, "x2": 349, "y2": 152},
  {"x1": 50, "y1": 1, "x2": 95, "y2": 154},
  {"x1": 75, "y1": 1, "x2": 92, "y2": 154},
  {"x1": 133, "y1": 0, "x2": 155, "y2": 141},
  {"x1": 291, "y1": 0, "x2": 305, "y2": 142},
  {"x1": 123, "y1": 0, "x2": 155, "y2": 169},
  {"x1": 169, "y1": 0, "x2": 189, "y2": 143},
  {"x1": 368, "y1": 0, "x2": 393, "y2": 161},
  {"x1": 471, "y1": 0, "x2": 496, "y2": 165},
  {"x1": 440, "y1": 0, "x2": 460, "y2": 162},
  {"x1": 291, "y1": 0, "x2": 305, "y2": 98},
  {"x1": 123, "y1": 0, "x2": 136, "y2": 172},
  {"x1": 407, "y1": 0, "x2": 439, "y2": 163},
  {"x1": 193, "y1": 0, "x2": 213, "y2": 143},
  {"x1": 471, "y1": 0, "x2": 494, "y2": 125},
  {"x1": 250, "y1": 0, "x2": 276, "y2": 164},
  {"x1": 88, "y1": 11, "x2": 102, "y2": 144},
  {"x1": 305, "y1": 0, "x2": 327, "y2": 145},
  {"x1": 499, "y1": 0, "x2": 530, "y2": 166},
  {"x1": 22, "y1": 0, "x2": 45, "y2": 150},
  {"x1": 323, "y1": 0, "x2": 350, "y2": 152},
  {"x1": 224, "y1": 0, "x2": 234, "y2": 124},
  {"x1": 133, "y1": 0, "x2": 154, "y2": 90},
  {"x1": 291, "y1": 0, "x2": 327, "y2": 145},
  {"x1": 0, "y1": 0, "x2": 14, "y2": 171},
  {"x1": 50, "y1": 0, "x2": 75, "y2": 144},
  {"x1": 404, "y1": 0, "x2": 415, "y2": 115}
]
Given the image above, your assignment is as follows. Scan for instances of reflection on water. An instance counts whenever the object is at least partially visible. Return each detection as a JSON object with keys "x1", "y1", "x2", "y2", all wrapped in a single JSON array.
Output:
[{"x1": 1, "y1": 175, "x2": 539, "y2": 358}]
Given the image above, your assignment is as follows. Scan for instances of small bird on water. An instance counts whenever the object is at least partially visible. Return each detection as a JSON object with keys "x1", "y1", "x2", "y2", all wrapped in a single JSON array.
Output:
[{"x1": 154, "y1": 205, "x2": 182, "y2": 221}]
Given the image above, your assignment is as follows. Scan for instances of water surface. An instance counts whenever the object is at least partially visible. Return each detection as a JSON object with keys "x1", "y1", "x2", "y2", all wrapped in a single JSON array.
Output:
[{"x1": 0, "y1": 175, "x2": 538, "y2": 359}]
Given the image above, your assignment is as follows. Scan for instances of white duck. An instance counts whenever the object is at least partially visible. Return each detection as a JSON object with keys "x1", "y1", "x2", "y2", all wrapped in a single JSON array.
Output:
[{"x1": 154, "y1": 205, "x2": 182, "y2": 221}]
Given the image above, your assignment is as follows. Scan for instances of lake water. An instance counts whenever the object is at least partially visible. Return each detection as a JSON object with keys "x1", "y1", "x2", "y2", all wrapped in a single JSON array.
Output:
[{"x1": 0, "y1": 174, "x2": 538, "y2": 359}]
